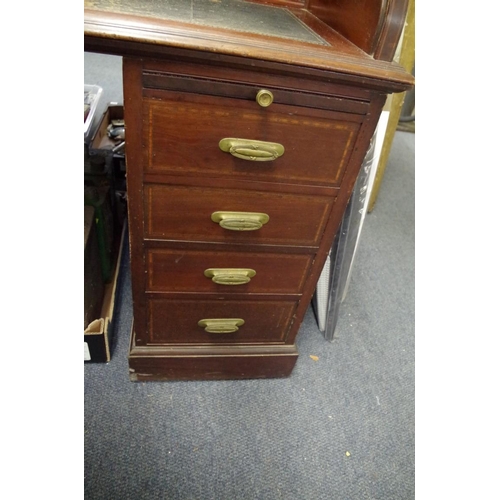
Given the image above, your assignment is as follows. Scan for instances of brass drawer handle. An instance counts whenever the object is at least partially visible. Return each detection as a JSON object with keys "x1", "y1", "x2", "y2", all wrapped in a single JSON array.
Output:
[
  {"x1": 204, "y1": 268, "x2": 256, "y2": 285},
  {"x1": 211, "y1": 211, "x2": 269, "y2": 231},
  {"x1": 219, "y1": 138, "x2": 284, "y2": 161},
  {"x1": 198, "y1": 318, "x2": 245, "y2": 334}
]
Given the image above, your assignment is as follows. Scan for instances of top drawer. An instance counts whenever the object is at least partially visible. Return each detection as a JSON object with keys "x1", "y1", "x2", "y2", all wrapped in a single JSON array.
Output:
[{"x1": 142, "y1": 88, "x2": 363, "y2": 187}]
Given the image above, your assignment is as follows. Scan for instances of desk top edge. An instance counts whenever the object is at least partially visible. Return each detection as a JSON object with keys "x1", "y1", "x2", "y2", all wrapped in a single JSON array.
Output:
[{"x1": 84, "y1": 7, "x2": 414, "y2": 93}]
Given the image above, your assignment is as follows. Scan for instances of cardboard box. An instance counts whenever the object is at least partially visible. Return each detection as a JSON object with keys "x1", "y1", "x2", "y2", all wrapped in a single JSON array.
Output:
[
  {"x1": 84, "y1": 206, "x2": 104, "y2": 329},
  {"x1": 84, "y1": 220, "x2": 127, "y2": 363}
]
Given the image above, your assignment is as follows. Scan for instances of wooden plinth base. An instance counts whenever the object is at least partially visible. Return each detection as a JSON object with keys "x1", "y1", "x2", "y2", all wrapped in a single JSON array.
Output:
[{"x1": 128, "y1": 327, "x2": 299, "y2": 381}]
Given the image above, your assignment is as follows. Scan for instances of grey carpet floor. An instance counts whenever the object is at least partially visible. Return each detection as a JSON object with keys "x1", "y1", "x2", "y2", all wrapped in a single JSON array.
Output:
[{"x1": 84, "y1": 53, "x2": 415, "y2": 499}]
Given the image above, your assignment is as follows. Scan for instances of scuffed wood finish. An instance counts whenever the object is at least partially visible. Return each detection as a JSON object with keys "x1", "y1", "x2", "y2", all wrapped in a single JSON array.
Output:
[
  {"x1": 88, "y1": 0, "x2": 414, "y2": 381},
  {"x1": 129, "y1": 336, "x2": 299, "y2": 381}
]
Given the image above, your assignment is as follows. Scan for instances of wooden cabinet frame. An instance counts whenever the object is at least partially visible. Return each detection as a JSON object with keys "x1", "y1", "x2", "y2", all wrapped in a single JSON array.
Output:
[{"x1": 84, "y1": 0, "x2": 413, "y2": 381}]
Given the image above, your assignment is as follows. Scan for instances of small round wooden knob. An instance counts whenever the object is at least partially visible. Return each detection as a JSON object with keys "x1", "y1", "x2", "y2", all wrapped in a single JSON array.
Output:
[{"x1": 256, "y1": 89, "x2": 274, "y2": 107}]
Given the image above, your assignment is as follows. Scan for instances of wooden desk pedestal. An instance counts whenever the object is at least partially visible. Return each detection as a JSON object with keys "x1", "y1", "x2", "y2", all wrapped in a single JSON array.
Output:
[{"x1": 84, "y1": 0, "x2": 413, "y2": 381}]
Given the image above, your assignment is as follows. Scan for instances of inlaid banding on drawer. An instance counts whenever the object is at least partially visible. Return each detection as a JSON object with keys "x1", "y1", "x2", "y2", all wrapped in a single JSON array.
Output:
[
  {"x1": 144, "y1": 95, "x2": 360, "y2": 187},
  {"x1": 146, "y1": 248, "x2": 313, "y2": 294},
  {"x1": 144, "y1": 184, "x2": 334, "y2": 247},
  {"x1": 147, "y1": 298, "x2": 297, "y2": 344}
]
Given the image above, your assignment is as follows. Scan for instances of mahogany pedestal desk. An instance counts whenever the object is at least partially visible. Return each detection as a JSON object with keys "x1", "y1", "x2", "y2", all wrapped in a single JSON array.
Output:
[{"x1": 84, "y1": 0, "x2": 414, "y2": 381}]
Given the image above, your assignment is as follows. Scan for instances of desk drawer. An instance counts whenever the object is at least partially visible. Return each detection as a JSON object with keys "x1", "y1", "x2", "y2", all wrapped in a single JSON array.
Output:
[
  {"x1": 144, "y1": 184, "x2": 334, "y2": 247},
  {"x1": 146, "y1": 248, "x2": 312, "y2": 294},
  {"x1": 147, "y1": 297, "x2": 297, "y2": 344},
  {"x1": 143, "y1": 92, "x2": 361, "y2": 187}
]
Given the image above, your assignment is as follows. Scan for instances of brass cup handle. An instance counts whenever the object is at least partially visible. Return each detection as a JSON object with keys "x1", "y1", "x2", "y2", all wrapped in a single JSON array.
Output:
[
  {"x1": 204, "y1": 268, "x2": 256, "y2": 285},
  {"x1": 198, "y1": 318, "x2": 245, "y2": 334},
  {"x1": 219, "y1": 138, "x2": 284, "y2": 162},
  {"x1": 211, "y1": 211, "x2": 269, "y2": 231}
]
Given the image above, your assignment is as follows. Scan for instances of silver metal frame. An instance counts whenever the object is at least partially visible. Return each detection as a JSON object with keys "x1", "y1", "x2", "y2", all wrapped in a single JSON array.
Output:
[{"x1": 313, "y1": 133, "x2": 376, "y2": 341}]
